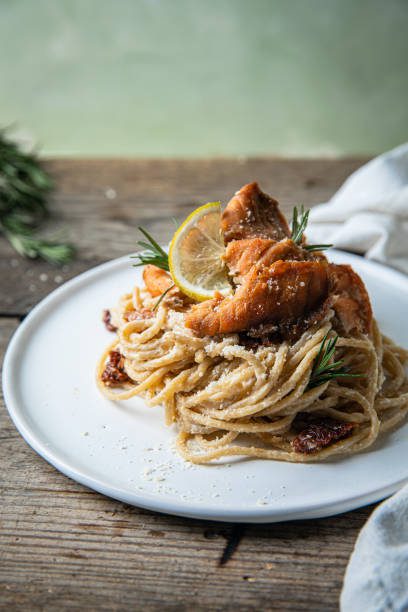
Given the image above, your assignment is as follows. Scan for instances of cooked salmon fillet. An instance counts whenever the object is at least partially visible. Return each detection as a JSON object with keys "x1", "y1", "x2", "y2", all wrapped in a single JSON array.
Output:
[
  {"x1": 182, "y1": 182, "x2": 373, "y2": 339},
  {"x1": 221, "y1": 182, "x2": 326, "y2": 284},
  {"x1": 224, "y1": 237, "x2": 324, "y2": 283},
  {"x1": 185, "y1": 260, "x2": 329, "y2": 337},
  {"x1": 143, "y1": 264, "x2": 173, "y2": 297},
  {"x1": 329, "y1": 264, "x2": 373, "y2": 335},
  {"x1": 221, "y1": 182, "x2": 291, "y2": 243}
]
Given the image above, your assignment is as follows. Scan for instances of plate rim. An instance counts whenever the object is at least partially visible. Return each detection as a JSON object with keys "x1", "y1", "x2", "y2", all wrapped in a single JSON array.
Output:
[{"x1": 3, "y1": 250, "x2": 408, "y2": 523}]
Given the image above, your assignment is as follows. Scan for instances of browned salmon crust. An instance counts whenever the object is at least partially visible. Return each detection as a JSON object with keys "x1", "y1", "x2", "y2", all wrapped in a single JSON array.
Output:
[
  {"x1": 143, "y1": 264, "x2": 173, "y2": 297},
  {"x1": 221, "y1": 182, "x2": 291, "y2": 243},
  {"x1": 182, "y1": 182, "x2": 373, "y2": 339},
  {"x1": 185, "y1": 260, "x2": 329, "y2": 337},
  {"x1": 329, "y1": 264, "x2": 373, "y2": 335},
  {"x1": 224, "y1": 237, "x2": 325, "y2": 283}
]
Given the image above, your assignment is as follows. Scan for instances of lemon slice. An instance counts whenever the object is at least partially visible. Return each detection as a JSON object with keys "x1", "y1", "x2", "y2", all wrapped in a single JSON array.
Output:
[{"x1": 169, "y1": 202, "x2": 232, "y2": 301}]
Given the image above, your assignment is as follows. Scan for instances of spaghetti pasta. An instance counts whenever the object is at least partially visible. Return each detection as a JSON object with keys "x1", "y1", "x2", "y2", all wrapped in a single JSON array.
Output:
[
  {"x1": 97, "y1": 183, "x2": 408, "y2": 463},
  {"x1": 97, "y1": 286, "x2": 408, "y2": 464}
]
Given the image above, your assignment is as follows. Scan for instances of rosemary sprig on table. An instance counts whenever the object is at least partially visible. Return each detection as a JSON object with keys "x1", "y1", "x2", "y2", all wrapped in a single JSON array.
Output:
[
  {"x1": 308, "y1": 333, "x2": 362, "y2": 389},
  {"x1": 291, "y1": 205, "x2": 332, "y2": 252},
  {"x1": 0, "y1": 128, "x2": 74, "y2": 264},
  {"x1": 6, "y1": 232, "x2": 74, "y2": 265},
  {"x1": 131, "y1": 226, "x2": 169, "y2": 271}
]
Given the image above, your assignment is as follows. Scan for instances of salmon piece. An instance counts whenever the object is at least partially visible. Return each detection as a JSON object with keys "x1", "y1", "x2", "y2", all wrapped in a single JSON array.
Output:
[
  {"x1": 221, "y1": 183, "x2": 325, "y2": 284},
  {"x1": 329, "y1": 264, "x2": 372, "y2": 335},
  {"x1": 143, "y1": 264, "x2": 173, "y2": 297},
  {"x1": 185, "y1": 183, "x2": 369, "y2": 339},
  {"x1": 143, "y1": 264, "x2": 192, "y2": 310},
  {"x1": 185, "y1": 260, "x2": 329, "y2": 337},
  {"x1": 221, "y1": 182, "x2": 291, "y2": 243},
  {"x1": 224, "y1": 237, "x2": 312, "y2": 283}
]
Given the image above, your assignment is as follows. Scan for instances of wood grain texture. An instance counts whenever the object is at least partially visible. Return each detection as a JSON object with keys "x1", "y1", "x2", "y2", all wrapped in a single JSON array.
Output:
[{"x1": 0, "y1": 158, "x2": 374, "y2": 611}]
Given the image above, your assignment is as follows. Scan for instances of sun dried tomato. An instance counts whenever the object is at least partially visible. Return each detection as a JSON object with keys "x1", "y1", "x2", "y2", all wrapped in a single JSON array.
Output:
[
  {"x1": 291, "y1": 413, "x2": 354, "y2": 454},
  {"x1": 101, "y1": 350, "x2": 131, "y2": 387},
  {"x1": 102, "y1": 309, "x2": 117, "y2": 332}
]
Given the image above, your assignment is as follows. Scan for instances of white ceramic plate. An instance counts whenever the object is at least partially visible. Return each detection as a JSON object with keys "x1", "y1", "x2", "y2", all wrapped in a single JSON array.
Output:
[{"x1": 3, "y1": 251, "x2": 408, "y2": 523}]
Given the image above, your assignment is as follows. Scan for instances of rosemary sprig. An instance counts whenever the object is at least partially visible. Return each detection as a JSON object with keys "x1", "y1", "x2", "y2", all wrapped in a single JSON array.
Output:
[
  {"x1": 0, "y1": 128, "x2": 74, "y2": 265},
  {"x1": 291, "y1": 205, "x2": 310, "y2": 245},
  {"x1": 131, "y1": 226, "x2": 169, "y2": 271},
  {"x1": 304, "y1": 243, "x2": 333, "y2": 252},
  {"x1": 291, "y1": 205, "x2": 332, "y2": 252},
  {"x1": 6, "y1": 232, "x2": 74, "y2": 265},
  {"x1": 308, "y1": 332, "x2": 362, "y2": 389},
  {"x1": 153, "y1": 283, "x2": 175, "y2": 310}
]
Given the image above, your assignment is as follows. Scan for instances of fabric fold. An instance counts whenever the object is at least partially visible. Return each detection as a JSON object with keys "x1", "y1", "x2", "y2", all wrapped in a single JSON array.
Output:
[
  {"x1": 341, "y1": 484, "x2": 408, "y2": 612},
  {"x1": 307, "y1": 143, "x2": 408, "y2": 273}
]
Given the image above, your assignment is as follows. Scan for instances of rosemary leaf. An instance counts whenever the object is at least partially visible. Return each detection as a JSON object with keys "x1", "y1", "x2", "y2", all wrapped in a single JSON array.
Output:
[
  {"x1": 131, "y1": 226, "x2": 169, "y2": 271},
  {"x1": 0, "y1": 128, "x2": 74, "y2": 265},
  {"x1": 6, "y1": 232, "x2": 75, "y2": 265},
  {"x1": 153, "y1": 284, "x2": 175, "y2": 310},
  {"x1": 291, "y1": 206, "x2": 331, "y2": 251},
  {"x1": 291, "y1": 205, "x2": 310, "y2": 244},
  {"x1": 308, "y1": 333, "x2": 363, "y2": 389},
  {"x1": 304, "y1": 244, "x2": 333, "y2": 252}
]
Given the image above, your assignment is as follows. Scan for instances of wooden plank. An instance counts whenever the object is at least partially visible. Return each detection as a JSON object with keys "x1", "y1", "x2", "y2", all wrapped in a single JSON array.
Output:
[
  {"x1": 0, "y1": 157, "x2": 368, "y2": 315},
  {"x1": 0, "y1": 158, "x2": 376, "y2": 611},
  {"x1": 0, "y1": 488, "x2": 371, "y2": 611}
]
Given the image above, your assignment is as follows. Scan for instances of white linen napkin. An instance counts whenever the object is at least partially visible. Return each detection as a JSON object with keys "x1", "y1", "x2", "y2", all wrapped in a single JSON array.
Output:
[
  {"x1": 307, "y1": 143, "x2": 408, "y2": 274},
  {"x1": 341, "y1": 484, "x2": 408, "y2": 612}
]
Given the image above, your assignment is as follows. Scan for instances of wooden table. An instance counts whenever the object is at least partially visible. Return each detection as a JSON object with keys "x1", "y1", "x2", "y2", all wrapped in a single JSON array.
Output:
[{"x1": 1, "y1": 158, "x2": 375, "y2": 611}]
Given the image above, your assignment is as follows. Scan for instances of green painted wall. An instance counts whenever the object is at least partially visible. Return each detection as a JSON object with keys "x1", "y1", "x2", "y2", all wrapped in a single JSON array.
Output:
[{"x1": 1, "y1": 0, "x2": 407, "y2": 157}]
